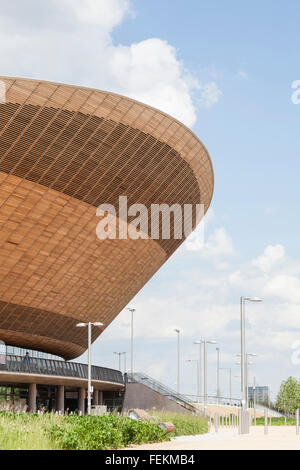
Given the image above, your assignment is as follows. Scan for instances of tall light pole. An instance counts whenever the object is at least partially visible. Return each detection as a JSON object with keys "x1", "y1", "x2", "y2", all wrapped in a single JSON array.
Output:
[
  {"x1": 123, "y1": 352, "x2": 127, "y2": 373},
  {"x1": 216, "y1": 347, "x2": 220, "y2": 405},
  {"x1": 220, "y1": 367, "x2": 232, "y2": 404},
  {"x1": 174, "y1": 329, "x2": 180, "y2": 394},
  {"x1": 237, "y1": 353, "x2": 256, "y2": 409},
  {"x1": 240, "y1": 297, "x2": 262, "y2": 414},
  {"x1": 76, "y1": 321, "x2": 104, "y2": 415},
  {"x1": 194, "y1": 340, "x2": 203, "y2": 402},
  {"x1": 114, "y1": 352, "x2": 126, "y2": 372},
  {"x1": 127, "y1": 307, "x2": 135, "y2": 375},
  {"x1": 253, "y1": 376, "x2": 257, "y2": 423},
  {"x1": 203, "y1": 339, "x2": 217, "y2": 417},
  {"x1": 186, "y1": 359, "x2": 199, "y2": 399}
]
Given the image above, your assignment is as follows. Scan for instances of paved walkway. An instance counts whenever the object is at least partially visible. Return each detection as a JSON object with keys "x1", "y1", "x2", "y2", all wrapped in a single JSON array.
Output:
[{"x1": 128, "y1": 427, "x2": 300, "y2": 450}]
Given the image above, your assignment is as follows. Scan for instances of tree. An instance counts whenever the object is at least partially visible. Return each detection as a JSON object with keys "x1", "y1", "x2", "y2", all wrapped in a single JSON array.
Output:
[{"x1": 275, "y1": 377, "x2": 300, "y2": 414}]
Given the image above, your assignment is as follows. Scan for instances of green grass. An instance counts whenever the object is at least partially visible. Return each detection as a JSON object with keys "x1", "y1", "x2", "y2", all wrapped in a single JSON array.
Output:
[
  {"x1": 147, "y1": 410, "x2": 209, "y2": 437},
  {"x1": 0, "y1": 410, "x2": 209, "y2": 450},
  {"x1": 0, "y1": 412, "x2": 61, "y2": 450},
  {"x1": 0, "y1": 412, "x2": 169, "y2": 450},
  {"x1": 255, "y1": 416, "x2": 296, "y2": 426}
]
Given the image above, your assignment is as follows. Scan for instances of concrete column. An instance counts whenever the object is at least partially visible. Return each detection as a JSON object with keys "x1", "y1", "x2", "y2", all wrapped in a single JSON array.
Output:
[
  {"x1": 78, "y1": 387, "x2": 85, "y2": 415},
  {"x1": 28, "y1": 383, "x2": 37, "y2": 413},
  {"x1": 99, "y1": 391, "x2": 103, "y2": 405},
  {"x1": 93, "y1": 390, "x2": 99, "y2": 406},
  {"x1": 57, "y1": 385, "x2": 65, "y2": 414}
]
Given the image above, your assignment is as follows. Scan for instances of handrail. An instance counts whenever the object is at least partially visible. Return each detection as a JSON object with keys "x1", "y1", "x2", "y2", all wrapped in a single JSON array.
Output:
[
  {"x1": 126, "y1": 371, "x2": 202, "y2": 415},
  {"x1": 183, "y1": 393, "x2": 241, "y2": 407},
  {"x1": 0, "y1": 354, "x2": 124, "y2": 385}
]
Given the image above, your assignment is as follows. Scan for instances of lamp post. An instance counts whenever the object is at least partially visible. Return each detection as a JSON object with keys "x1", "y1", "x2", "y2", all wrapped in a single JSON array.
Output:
[
  {"x1": 216, "y1": 347, "x2": 220, "y2": 405},
  {"x1": 220, "y1": 367, "x2": 232, "y2": 404},
  {"x1": 123, "y1": 351, "x2": 127, "y2": 373},
  {"x1": 253, "y1": 376, "x2": 257, "y2": 423},
  {"x1": 240, "y1": 297, "x2": 261, "y2": 410},
  {"x1": 114, "y1": 352, "x2": 126, "y2": 372},
  {"x1": 186, "y1": 359, "x2": 199, "y2": 399},
  {"x1": 203, "y1": 339, "x2": 217, "y2": 417},
  {"x1": 236, "y1": 353, "x2": 256, "y2": 409},
  {"x1": 76, "y1": 321, "x2": 104, "y2": 415},
  {"x1": 194, "y1": 340, "x2": 203, "y2": 403},
  {"x1": 127, "y1": 308, "x2": 136, "y2": 375},
  {"x1": 174, "y1": 329, "x2": 180, "y2": 394}
]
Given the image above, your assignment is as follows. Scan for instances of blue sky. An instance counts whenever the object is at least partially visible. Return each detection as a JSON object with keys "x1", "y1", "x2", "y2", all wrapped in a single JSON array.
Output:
[{"x1": 1, "y1": 0, "x2": 300, "y2": 400}]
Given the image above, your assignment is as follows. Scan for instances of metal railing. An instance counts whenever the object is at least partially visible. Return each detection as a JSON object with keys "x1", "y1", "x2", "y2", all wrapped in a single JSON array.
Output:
[
  {"x1": 0, "y1": 354, "x2": 124, "y2": 385},
  {"x1": 126, "y1": 371, "x2": 202, "y2": 415},
  {"x1": 183, "y1": 394, "x2": 241, "y2": 407}
]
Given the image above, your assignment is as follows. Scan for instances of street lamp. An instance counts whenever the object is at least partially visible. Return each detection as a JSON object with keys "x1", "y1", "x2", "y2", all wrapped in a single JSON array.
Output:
[
  {"x1": 216, "y1": 347, "x2": 220, "y2": 405},
  {"x1": 203, "y1": 339, "x2": 217, "y2": 417},
  {"x1": 127, "y1": 307, "x2": 136, "y2": 375},
  {"x1": 114, "y1": 352, "x2": 126, "y2": 372},
  {"x1": 236, "y1": 353, "x2": 256, "y2": 409},
  {"x1": 194, "y1": 340, "x2": 203, "y2": 403},
  {"x1": 220, "y1": 367, "x2": 232, "y2": 404},
  {"x1": 174, "y1": 329, "x2": 180, "y2": 394},
  {"x1": 76, "y1": 321, "x2": 104, "y2": 415},
  {"x1": 240, "y1": 297, "x2": 261, "y2": 409},
  {"x1": 186, "y1": 359, "x2": 200, "y2": 399}
]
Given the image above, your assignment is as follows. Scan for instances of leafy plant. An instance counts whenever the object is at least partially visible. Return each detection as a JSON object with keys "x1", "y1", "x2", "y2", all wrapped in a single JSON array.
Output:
[
  {"x1": 275, "y1": 377, "x2": 300, "y2": 414},
  {"x1": 49, "y1": 414, "x2": 168, "y2": 450}
]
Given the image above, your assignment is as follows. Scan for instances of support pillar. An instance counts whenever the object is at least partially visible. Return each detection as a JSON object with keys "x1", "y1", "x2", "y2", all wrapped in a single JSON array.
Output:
[
  {"x1": 57, "y1": 385, "x2": 64, "y2": 414},
  {"x1": 93, "y1": 390, "x2": 99, "y2": 406},
  {"x1": 28, "y1": 383, "x2": 37, "y2": 413},
  {"x1": 78, "y1": 387, "x2": 85, "y2": 415},
  {"x1": 99, "y1": 391, "x2": 103, "y2": 405}
]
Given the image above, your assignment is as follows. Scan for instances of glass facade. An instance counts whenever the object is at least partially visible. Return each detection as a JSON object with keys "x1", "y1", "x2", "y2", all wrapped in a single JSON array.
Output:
[
  {"x1": 0, "y1": 383, "x2": 125, "y2": 413},
  {"x1": 4, "y1": 345, "x2": 62, "y2": 361},
  {"x1": 0, "y1": 384, "x2": 58, "y2": 412},
  {"x1": 0, "y1": 383, "x2": 28, "y2": 408},
  {"x1": 248, "y1": 386, "x2": 269, "y2": 405},
  {"x1": 103, "y1": 391, "x2": 125, "y2": 412}
]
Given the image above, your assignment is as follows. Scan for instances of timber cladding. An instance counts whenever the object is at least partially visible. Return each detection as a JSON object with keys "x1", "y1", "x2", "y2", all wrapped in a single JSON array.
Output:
[{"x1": 0, "y1": 77, "x2": 214, "y2": 360}]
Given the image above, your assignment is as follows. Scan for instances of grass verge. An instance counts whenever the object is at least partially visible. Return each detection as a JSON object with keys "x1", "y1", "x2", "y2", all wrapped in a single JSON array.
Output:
[
  {"x1": 255, "y1": 416, "x2": 296, "y2": 426},
  {"x1": 0, "y1": 412, "x2": 168, "y2": 450},
  {"x1": 0, "y1": 412, "x2": 61, "y2": 450},
  {"x1": 147, "y1": 410, "x2": 209, "y2": 437}
]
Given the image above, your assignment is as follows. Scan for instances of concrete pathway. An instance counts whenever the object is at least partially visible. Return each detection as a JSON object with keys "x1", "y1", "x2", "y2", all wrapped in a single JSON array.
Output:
[{"x1": 127, "y1": 427, "x2": 300, "y2": 450}]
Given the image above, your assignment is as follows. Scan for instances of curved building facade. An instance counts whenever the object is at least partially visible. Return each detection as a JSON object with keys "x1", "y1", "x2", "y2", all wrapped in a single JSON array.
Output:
[{"x1": 0, "y1": 77, "x2": 214, "y2": 361}]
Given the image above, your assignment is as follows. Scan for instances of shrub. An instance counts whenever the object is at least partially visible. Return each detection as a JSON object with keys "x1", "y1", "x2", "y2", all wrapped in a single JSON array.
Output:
[{"x1": 49, "y1": 414, "x2": 168, "y2": 450}]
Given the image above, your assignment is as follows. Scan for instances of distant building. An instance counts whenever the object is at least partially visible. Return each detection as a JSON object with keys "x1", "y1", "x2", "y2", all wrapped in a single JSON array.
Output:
[{"x1": 248, "y1": 386, "x2": 269, "y2": 404}]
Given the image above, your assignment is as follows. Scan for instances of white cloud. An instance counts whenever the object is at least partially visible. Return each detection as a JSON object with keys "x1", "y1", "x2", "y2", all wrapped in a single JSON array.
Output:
[
  {"x1": 264, "y1": 275, "x2": 300, "y2": 304},
  {"x1": 105, "y1": 38, "x2": 199, "y2": 126},
  {"x1": 252, "y1": 244, "x2": 286, "y2": 273},
  {"x1": 104, "y1": 296, "x2": 237, "y2": 342},
  {"x1": 183, "y1": 209, "x2": 235, "y2": 258},
  {"x1": 0, "y1": 0, "x2": 221, "y2": 127},
  {"x1": 198, "y1": 81, "x2": 222, "y2": 108},
  {"x1": 237, "y1": 70, "x2": 249, "y2": 79},
  {"x1": 196, "y1": 227, "x2": 236, "y2": 258},
  {"x1": 264, "y1": 207, "x2": 276, "y2": 215},
  {"x1": 90, "y1": 238, "x2": 300, "y2": 396},
  {"x1": 64, "y1": 0, "x2": 131, "y2": 28}
]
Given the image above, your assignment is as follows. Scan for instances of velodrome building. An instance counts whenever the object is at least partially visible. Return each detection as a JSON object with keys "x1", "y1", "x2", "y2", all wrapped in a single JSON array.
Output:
[{"x1": 0, "y1": 77, "x2": 213, "y2": 413}]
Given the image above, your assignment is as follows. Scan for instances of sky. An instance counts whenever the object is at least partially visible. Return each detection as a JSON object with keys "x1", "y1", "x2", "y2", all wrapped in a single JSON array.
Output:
[{"x1": 1, "y1": 0, "x2": 300, "y2": 401}]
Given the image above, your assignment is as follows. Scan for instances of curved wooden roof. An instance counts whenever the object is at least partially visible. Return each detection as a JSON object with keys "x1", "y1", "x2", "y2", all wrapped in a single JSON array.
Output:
[{"x1": 0, "y1": 77, "x2": 214, "y2": 360}]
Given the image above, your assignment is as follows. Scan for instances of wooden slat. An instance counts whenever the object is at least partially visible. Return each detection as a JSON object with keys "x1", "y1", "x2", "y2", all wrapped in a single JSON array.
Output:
[{"x1": 0, "y1": 77, "x2": 214, "y2": 360}]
